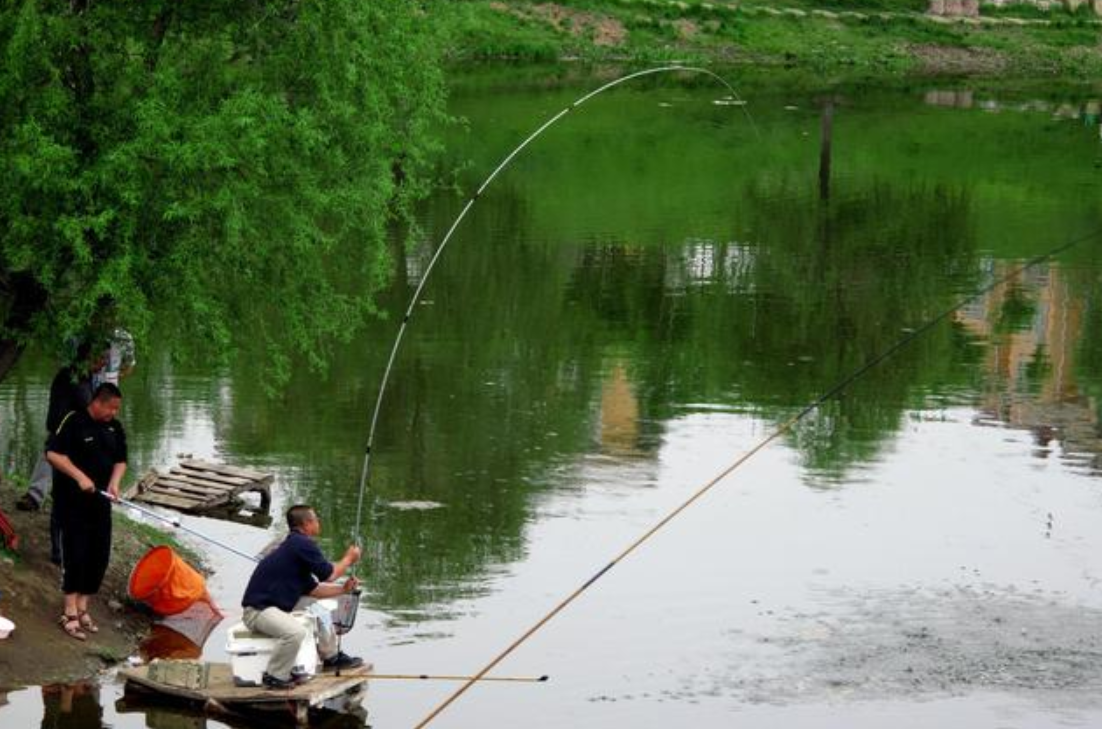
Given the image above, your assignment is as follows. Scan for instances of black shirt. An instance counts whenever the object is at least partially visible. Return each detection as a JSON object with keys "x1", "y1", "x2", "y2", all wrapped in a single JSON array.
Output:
[
  {"x1": 47, "y1": 408, "x2": 128, "y2": 504},
  {"x1": 241, "y1": 532, "x2": 334, "y2": 612},
  {"x1": 46, "y1": 366, "x2": 93, "y2": 434}
]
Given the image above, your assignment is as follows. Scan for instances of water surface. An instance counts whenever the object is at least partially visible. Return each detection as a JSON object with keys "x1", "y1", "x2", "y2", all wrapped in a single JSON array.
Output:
[{"x1": 2, "y1": 68, "x2": 1102, "y2": 728}]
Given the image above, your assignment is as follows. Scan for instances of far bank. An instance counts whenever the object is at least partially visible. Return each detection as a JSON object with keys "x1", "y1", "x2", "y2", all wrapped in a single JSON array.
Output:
[{"x1": 444, "y1": 0, "x2": 1102, "y2": 78}]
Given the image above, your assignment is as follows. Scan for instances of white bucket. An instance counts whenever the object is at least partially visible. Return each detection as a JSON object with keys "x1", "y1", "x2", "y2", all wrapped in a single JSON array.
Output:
[
  {"x1": 225, "y1": 612, "x2": 317, "y2": 686},
  {"x1": 0, "y1": 616, "x2": 14, "y2": 639}
]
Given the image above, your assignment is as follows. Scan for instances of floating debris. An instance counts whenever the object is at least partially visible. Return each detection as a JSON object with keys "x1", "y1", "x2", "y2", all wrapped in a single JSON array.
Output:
[
  {"x1": 713, "y1": 98, "x2": 747, "y2": 106},
  {"x1": 385, "y1": 500, "x2": 445, "y2": 511}
]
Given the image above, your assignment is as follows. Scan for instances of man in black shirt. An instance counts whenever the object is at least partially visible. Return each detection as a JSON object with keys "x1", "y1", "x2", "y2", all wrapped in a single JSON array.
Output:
[
  {"x1": 241, "y1": 504, "x2": 362, "y2": 689},
  {"x1": 17, "y1": 347, "x2": 99, "y2": 511},
  {"x1": 46, "y1": 383, "x2": 127, "y2": 641}
]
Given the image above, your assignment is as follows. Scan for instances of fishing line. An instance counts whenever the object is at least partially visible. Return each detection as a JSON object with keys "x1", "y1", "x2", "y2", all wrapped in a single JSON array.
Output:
[
  {"x1": 362, "y1": 672, "x2": 548, "y2": 683},
  {"x1": 105, "y1": 493, "x2": 260, "y2": 563},
  {"x1": 412, "y1": 228, "x2": 1102, "y2": 728},
  {"x1": 351, "y1": 65, "x2": 756, "y2": 551}
]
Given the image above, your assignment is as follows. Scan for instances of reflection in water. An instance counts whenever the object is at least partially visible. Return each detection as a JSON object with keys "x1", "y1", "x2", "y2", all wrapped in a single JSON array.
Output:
[
  {"x1": 138, "y1": 602, "x2": 222, "y2": 666},
  {"x1": 924, "y1": 87, "x2": 1102, "y2": 135},
  {"x1": 41, "y1": 682, "x2": 102, "y2": 729},
  {"x1": 599, "y1": 363, "x2": 642, "y2": 457},
  {"x1": 1, "y1": 74, "x2": 1102, "y2": 729},
  {"x1": 958, "y1": 262, "x2": 1102, "y2": 473}
]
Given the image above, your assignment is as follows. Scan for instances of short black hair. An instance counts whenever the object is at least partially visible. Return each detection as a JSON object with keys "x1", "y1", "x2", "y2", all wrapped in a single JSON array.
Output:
[
  {"x1": 93, "y1": 382, "x2": 122, "y2": 401},
  {"x1": 286, "y1": 504, "x2": 317, "y2": 531}
]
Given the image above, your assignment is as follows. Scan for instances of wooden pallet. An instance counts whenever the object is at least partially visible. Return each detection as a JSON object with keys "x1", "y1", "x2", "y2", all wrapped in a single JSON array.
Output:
[
  {"x1": 120, "y1": 660, "x2": 371, "y2": 727},
  {"x1": 125, "y1": 459, "x2": 272, "y2": 516}
]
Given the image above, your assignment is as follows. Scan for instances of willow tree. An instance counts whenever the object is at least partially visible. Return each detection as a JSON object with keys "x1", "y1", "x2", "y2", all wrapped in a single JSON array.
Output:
[{"x1": 0, "y1": 0, "x2": 447, "y2": 384}]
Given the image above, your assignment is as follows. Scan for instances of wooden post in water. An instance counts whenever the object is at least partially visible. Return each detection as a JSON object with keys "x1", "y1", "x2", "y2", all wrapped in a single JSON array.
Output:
[{"x1": 819, "y1": 97, "x2": 834, "y2": 202}]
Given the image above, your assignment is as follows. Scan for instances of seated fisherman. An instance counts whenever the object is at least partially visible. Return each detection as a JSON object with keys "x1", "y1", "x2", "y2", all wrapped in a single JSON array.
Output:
[{"x1": 241, "y1": 504, "x2": 363, "y2": 689}]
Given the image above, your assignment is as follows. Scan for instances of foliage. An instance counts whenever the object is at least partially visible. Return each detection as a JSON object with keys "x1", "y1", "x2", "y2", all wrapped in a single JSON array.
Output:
[
  {"x1": 443, "y1": 0, "x2": 1102, "y2": 75},
  {"x1": 0, "y1": 0, "x2": 448, "y2": 388}
]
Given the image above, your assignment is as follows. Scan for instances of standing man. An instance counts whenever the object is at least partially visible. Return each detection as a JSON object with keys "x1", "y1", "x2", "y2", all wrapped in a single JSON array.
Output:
[
  {"x1": 91, "y1": 327, "x2": 136, "y2": 389},
  {"x1": 17, "y1": 344, "x2": 99, "y2": 513},
  {"x1": 242, "y1": 504, "x2": 363, "y2": 689},
  {"x1": 46, "y1": 383, "x2": 127, "y2": 641}
]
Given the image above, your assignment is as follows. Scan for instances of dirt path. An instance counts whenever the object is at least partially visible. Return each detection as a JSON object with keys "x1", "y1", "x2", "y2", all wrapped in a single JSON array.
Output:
[{"x1": 0, "y1": 484, "x2": 165, "y2": 687}]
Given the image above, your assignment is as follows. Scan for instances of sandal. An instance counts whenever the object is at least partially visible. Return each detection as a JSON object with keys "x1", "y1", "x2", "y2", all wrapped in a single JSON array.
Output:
[
  {"x1": 59, "y1": 614, "x2": 87, "y2": 641},
  {"x1": 78, "y1": 610, "x2": 99, "y2": 634}
]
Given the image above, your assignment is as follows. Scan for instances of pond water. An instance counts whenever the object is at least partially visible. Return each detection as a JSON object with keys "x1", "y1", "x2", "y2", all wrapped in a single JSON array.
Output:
[{"x1": 2, "y1": 67, "x2": 1102, "y2": 728}]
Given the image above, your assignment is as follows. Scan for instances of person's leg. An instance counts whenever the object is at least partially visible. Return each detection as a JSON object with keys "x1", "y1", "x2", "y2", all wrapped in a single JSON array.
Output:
[
  {"x1": 77, "y1": 508, "x2": 111, "y2": 633},
  {"x1": 60, "y1": 592, "x2": 85, "y2": 640},
  {"x1": 85, "y1": 506, "x2": 111, "y2": 593},
  {"x1": 75, "y1": 594, "x2": 97, "y2": 633},
  {"x1": 18, "y1": 453, "x2": 51, "y2": 509},
  {"x1": 60, "y1": 507, "x2": 89, "y2": 621},
  {"x1": 294, "y1": 596, "x2": 363, "y2": 669},
  {"x1": 60, "y1": 509, "x2": 82, "y2": 593},
  {"x1": 49, "y1": 506, "x2": 62, "y2": 565},
  {"x1": 247, "y1": 607, "x2": 308, "y2": 681},
  {"x1": 293, "y1": 596, "x2": 337, "y2": 660}
]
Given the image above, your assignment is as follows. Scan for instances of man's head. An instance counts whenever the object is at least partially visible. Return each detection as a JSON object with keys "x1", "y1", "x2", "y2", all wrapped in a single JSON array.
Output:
[
  {"x1": 88, "y1": 383, "x2": 122, "y2": 422},
  {"x1": 287, "y1": 504, "x2": 320, "y2": 536}
]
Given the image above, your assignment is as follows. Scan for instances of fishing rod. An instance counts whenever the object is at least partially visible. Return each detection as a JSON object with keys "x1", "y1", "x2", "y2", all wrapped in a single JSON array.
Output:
[
  {"x1": 350, "y1": 65, "x2": 756, "y2": 550},
  {"x1": 411, "y1": 228, "x2": 1102, "y2": 728},
  {"x1": 362, "y1": 673, "x2": 548, "y2": 683},
  {"x1": 104, "y1": 492, "x2": 260, "y2": 563}
]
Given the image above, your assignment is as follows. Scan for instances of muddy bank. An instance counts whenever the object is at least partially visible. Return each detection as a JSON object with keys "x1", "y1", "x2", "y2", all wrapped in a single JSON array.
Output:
[{"x1": 0, "y1": 482, "x2": 199, "y2": 687}]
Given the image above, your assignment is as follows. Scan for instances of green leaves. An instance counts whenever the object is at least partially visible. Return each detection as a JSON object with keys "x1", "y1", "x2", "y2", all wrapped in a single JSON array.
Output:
[{"x1": 0, "y1": 0, "x2": 447, "y2": 387}]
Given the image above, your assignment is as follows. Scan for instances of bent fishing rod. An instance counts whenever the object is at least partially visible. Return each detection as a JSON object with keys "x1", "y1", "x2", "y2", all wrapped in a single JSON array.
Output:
[
  {"x1": 350, "y1": 66, "x2": 756, "y2": 551},
  {"x1": 411, "y1": 228, "x2": 1102, "y2": 728}
]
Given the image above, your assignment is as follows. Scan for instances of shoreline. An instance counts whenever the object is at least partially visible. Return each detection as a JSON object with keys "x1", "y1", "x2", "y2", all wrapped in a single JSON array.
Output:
[
  {"x1": 0, "y1": 480, "x2": 206, "y2": 688},
  {"x1": 444, "y1": 0, "x2": 1102, "y2": 79}
]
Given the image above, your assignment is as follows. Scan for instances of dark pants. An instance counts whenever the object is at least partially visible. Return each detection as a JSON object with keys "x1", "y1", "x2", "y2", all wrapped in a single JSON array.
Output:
[
  {"x1": 49, "y1": 506, "x2": 62, "y2": 565},
  {"x1": 58, "y1": 495, "x2": 112, "y2": 595}
]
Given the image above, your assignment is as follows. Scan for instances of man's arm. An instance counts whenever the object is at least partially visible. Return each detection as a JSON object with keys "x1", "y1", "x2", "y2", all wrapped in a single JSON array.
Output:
[
  {"x1": 309, "y1": 576, "x2": 361, "y2": 599},
  {"x1": 107, "y1": 462, "x2": 127, "y2": 500},
  {"x1": 307, "y1": 544, "x2": 362, "y2": 598},
  {"x1": 325, "y1": 544, "x2": 362, "y2": 582},
  {"x1": 46, "y1": 451, "x2": 95, "y2": 493}
]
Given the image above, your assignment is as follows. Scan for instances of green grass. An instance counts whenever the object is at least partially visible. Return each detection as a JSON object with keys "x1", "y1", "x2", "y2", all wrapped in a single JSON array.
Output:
[
  {"x1": 113, "y1": 510, "x2": 208, "y2": 573},
  {"x1": 441, "y1": 0, "x2": 1102, "y2": 77}
]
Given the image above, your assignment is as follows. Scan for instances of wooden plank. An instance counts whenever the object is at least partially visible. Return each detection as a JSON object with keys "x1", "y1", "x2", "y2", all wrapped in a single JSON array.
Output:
[
  {"x1": 147, "y1": 488, "x2": 228, "y2": 510},
  {"x1": 141, "y1": 487, "x2": 206, "y2": 507},
  {"x1": 147, "y1": 484, "x2": 228, "y2": 507},
  {"x1": 155, "y1": 475, "x2": 234, "y2": 496},
  {"x1": 120, "y1": 661, "x2": 371, "y2": 705},
  {"x1": 181, "y1": 459, "x2": 270, "y2": 481},
  {"x1": 133, "y1": 491, "x2": 203, "y2": 511},
  {"x1": 123, "y1": 471, "x2": 159, "y2": 502},
  {"x1": 171, "y1": 468, "x2": 251, "y2": 487}
]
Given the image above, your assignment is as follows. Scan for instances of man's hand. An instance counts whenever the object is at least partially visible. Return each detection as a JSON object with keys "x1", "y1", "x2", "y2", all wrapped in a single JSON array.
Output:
[
  {"x1": 107, "y1": 483, "x2": 120, "y2": 501},
  {"x1": 343, "y1": 544, "x2": 362, "y2": 565},
  {"x1": 77, "y1": 474, "x2": 95, "y2": 494},
  {"x1": 343, "y1": 576, "x2": 361, "y2": 593}
]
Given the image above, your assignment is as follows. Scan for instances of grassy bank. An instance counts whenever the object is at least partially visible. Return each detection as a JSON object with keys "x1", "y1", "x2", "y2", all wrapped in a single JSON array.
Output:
[{"x1": 442, "y1": 0, "x2": 1102, "y2": 77}]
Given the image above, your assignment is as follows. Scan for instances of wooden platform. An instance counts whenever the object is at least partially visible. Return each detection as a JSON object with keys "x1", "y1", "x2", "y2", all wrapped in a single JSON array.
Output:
[
  {"x1": 125, "y1": 459, "x2": 272, "y2": 517},
  {"x1": 120, "y1": 660, "x2": 371, "y2": 727}
]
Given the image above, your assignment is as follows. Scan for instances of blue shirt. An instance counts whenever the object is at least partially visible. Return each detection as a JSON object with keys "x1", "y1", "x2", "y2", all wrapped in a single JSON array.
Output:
[{"x1": 241, "y1": 532, "x2": 334, "y2": 612}]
